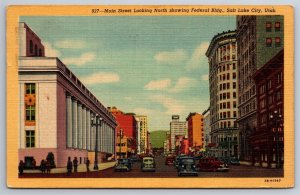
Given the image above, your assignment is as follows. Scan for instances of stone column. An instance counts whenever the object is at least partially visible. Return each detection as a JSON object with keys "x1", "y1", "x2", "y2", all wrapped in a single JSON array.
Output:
[
  {"x1": 86, "y1": 108, "x2": 90, "y2": 150},
  {"x1": 82, "y1": 106, "x2": 87, "y2": 150},
  {"x1": 77, "y1": 102, "x2": 82, "y2": 149},
  {"x1": 72, "y1": 98, "x2": 78, "y2": 148},
  {"x1": 66, "y1": 95, "x2": 73, "y2": 148}
]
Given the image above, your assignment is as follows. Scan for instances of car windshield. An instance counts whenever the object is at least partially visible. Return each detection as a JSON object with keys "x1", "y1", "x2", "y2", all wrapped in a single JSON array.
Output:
[
  {"x1": 181, "y1": 158, "x2": 194, "y2": 163},
  {"x1": 143, "y1": 158, "x2": 153, "y2": 163},
  {"x1": 119, "y1": 159, "x2": 128, "y2": 163}
]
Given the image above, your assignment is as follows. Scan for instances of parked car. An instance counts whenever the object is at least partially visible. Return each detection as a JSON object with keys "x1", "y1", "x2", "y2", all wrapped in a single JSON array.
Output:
[
  {"x1": 114, "y1": 158, "x2": 132, "y2": 172},
  {"x1": 141, "y1": 157, "x2": 156, "y2": 172},
  {"x1": 198, "y1": 157, "x2": 229, "y2": 172},
  {"x1": 229, "y1": 157, "x2": 240, "y2": 165},
  {"x1": 165, "y1": 155, "x2": 175, "y2": 165},
  {"x1": 177, "y1": 157, "x2": 198, "y2": 176}
]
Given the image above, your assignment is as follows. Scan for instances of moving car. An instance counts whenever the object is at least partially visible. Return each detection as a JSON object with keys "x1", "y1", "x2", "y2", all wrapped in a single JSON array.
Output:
[
  {"x1": 174, "y1": 154, "x2": 187, "y2": 168},
  {"x1": 114, "y1": 158, "x2": 132, "y2": 172},
  {"x1": 165, "y1": 155, "x2": 175, "y2": 165},
  {"x1": 141, "y1": 157, "x2": 156, "y2": 172},
  {"x1": 198, "y1": 157, "x2": 229, "y2": 172},
  {"x1": 177, "y1": 157, "x2": 198, "y2": 176}
]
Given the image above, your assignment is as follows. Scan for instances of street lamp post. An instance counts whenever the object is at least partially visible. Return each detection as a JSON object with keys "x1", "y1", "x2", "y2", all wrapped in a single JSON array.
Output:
[
  {"x1": 119, "y1": 129, "x2": 123, "y2": 159},
  {"x1": 91, "y1": 114, "x2": 102, "y2": 170},
  {"x1": 269, "y1": 110, "x2": 282, "y2": 169}
]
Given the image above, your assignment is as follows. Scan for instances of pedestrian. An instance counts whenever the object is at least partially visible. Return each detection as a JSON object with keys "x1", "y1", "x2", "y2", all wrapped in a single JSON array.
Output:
[
  {"x1": 46, "y1": 160, "x2": 51, "y2": 174},
  {"x1": 67, "y1": 157, "x2": 72, "y2": 175},
  {"x1": 73, "y1": 157, "x2": 78, "y2": 173},
  {"x1": 40, "y1": 159, "x2": 46, "y2": 173},
  {"x1": 85, "y1": 158, "x2": 90, "y2": 172},
  {"x1": 18, "y1": 160, "x2": 24, "y2": 176},
  {"x1": 32, "y1": 158, "x2": 36, "y2": 170}
]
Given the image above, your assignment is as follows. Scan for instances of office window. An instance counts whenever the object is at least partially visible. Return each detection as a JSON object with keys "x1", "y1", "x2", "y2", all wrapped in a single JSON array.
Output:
[
  {"x1": 233, "y1": 63, "x2": 236, "y2": 70},
  {"x1": 233, "y1": 82, "x2": 236, "y2": 89},
  {"x1": 29, "y1": 40, "x2": 33, "y2": 53},
  {"x1": 25, "y1": 83, "x2": 36, "y2": 94},
  {"x1": 227, "y1": 102, "x2": 230, "y2": 109},
  {"x1": 227, "y1": 64, "x2": 230, "y2": 70},
  {"x1": 233, "y1": 72, "x2": 236, "y2": 79},
  {"x1": 233, "y1": 101, "x2": 237, "y2": 108},
  {"x1": 227, "y1": 73, "x2": 230, "y2": 80},
  {"x1": 233, "y1": 92, "x2": 237, "y2": 98},
  {"x1": 26, "y1": 130, "x2": 35, "y2": 148},
  {"x1": 34, "y1": 44, "x2": 38, "y2": 56},
  {"x1": 227, "y1": 92, "x2": 230, "y2": 99},
  {"x1": 233, "y1": 111, "x2": 237, "y2": 118},
  {"x1": 227, "y1": 83, "x2": 230, "y2": 89},
  {"x1": 26, "y1": 105, "x2": 35, "y2": 121},
  {"x1": 275, "y1": 37, "x2": 281, "y2": 47},
  {"x1": 266, "y1": 22, "x2": 272, "y2": 32},
  {"x1": 266, "y1": 38, "x2": 272, "y2": 47},
  {"x1": 275, "y1": 22, "x2": 281, "y2": 31}
]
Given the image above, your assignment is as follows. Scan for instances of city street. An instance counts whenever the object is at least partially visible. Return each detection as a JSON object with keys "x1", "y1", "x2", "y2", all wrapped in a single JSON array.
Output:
[{"x1": 20, "y1": 156, "x2": 283, "y2": 178}]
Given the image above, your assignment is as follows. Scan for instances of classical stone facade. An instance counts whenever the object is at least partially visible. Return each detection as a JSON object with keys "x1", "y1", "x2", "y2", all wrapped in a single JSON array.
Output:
[{"x1": 18, "y1": 23, "x2": 117, "y2": 168}]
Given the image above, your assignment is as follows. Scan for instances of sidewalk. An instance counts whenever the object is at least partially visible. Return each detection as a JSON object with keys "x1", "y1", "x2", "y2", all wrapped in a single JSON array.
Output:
[{"x1": 24, "y1": 161, "x2": 117, "y2": 174}]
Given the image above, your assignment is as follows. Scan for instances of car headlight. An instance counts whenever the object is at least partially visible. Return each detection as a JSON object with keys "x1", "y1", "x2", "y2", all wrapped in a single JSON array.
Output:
[{"x1": 181, "y1": 165, "x2": 184, "y2": 168}]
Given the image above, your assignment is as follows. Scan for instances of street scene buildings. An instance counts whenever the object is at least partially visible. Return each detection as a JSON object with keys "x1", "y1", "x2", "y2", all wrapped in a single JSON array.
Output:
[{"x1": 18, "y1": 15, "x2": 285, "y2": 178}]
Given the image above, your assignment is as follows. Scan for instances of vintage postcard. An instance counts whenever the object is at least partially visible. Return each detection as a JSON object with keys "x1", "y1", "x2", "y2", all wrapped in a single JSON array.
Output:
[{"x1": 6, "y1": 5, "x2": 294, "y2": 188}]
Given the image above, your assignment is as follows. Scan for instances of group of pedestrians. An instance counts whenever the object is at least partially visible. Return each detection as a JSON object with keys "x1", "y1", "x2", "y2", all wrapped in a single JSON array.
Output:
[
  {"x1": 18, "y1": 158, "x2": 51, "y2": 175},
  {"x1": 67, "y1": 157, "x2": 91, "y2": 175}
]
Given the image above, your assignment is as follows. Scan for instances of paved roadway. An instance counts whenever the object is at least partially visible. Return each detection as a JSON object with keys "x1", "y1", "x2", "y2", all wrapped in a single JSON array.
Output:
[{"x1": 19, "y1": 156, "x2": 283, "y2": 178}]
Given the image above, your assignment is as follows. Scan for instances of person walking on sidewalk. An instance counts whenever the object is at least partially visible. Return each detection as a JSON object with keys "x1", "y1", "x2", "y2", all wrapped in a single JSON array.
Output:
[
  {"x1": 85, "y1": 158, "x2": 90, "y2": 172},
  {"x1": 46, "y1": 160, "x2": 51, "y2": 174},
  {"x1": 67, "y1": 157, "x2": 72, "y2": 175},
  {"x1": 18, "y1": 160, "x2": 24, "y2": 176},
  {"x1": 40, "y1": 159, "x2": 46, "y2": 173},
  {"x1": 73, "y1": 157, "x2": 78, "y2": 173}
]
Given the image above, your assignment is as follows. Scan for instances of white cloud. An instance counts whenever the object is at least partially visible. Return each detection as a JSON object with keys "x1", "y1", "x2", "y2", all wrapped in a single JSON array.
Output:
[
  {"x1": 201, "y1": 74, "x2": 209, "y2": 81},
  {"x1": 186, "y1": 42, "x2": 210, "y2": 70},
  {"x1": 154, "y1": 49, "x2": 188, "y2": 65},
  {"x1": 55, "y1": 39, "x2": 86, "y2": 49},
  {"x1": 124, "y1": 96, "x2": 133, "y2": 101},
  {"x1": 80, "y1": 72, "x2": 120, "y2": 85},
  {"x1": 170, "y1": 77, "x2": 197, "y2": 93},
  {"x1": 144, "y1": 78, "x2": 171, "y2": 90},
  {"x1": 149, "y1": 94, "x2": 185, "y2": 115},
  {"x1": 62, "y1": 52, "x2": 96, "y2": 66},
  {"x1": 133, "y1": 107, "x2": 157, "y2": 115},
  {"x1": 42, "y1": 41, "x2": 61, "y2": 57}
]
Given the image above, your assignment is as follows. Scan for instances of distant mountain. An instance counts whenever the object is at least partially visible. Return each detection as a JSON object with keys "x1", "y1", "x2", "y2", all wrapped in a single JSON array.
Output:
[{"x1": 150, "y1": 130, "x2": 168, "y2": 148}]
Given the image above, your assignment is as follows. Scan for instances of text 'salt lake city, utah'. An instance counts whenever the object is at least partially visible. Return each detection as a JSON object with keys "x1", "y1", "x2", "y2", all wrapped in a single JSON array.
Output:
[{"x1": 6, "y1": 5, "x2": 294, "y2": 188}]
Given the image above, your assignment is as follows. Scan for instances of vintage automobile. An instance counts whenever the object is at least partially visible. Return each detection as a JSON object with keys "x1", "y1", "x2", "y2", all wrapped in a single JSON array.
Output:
[
  {"x1": 141, "y1": 157, "x2": 156, "y2": 172},
  {"x1": 165, "y1": 155, "x2": 175, "y2": 165},
  {"x1": 177, "y1": 157, "x2": 198, "y2": 176},
  {"x1": 229, "y1": 157, "x2": 240, "y2": 165},
  {"x1": 174, "y1": 154, "x2": 187, "y2": 168},
  {"x1": 114, "y1": 158, "x2": 132, "y2": 172},
  {"x1": 198, "y1": 157, "x2": 229, "y2": 172}
]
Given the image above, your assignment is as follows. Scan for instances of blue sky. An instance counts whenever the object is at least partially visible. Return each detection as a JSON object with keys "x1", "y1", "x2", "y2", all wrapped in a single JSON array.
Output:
[{"x1": 20, "y1": 16, "x2": 236, "y2": 131}]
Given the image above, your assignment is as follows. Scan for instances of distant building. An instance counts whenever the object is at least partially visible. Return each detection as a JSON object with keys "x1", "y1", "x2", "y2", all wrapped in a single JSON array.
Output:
[
  {"x1": 135, "y1": 115, "x2": 148, "y2": 154},
  {"x1": 108, "y1": 106, "x2": 138, "y2": 156},
  {"x1": 202, "y1": 108, "x2": 211, "y2": 149},
  {"x1": 206, "y1": 30, "x2": 239, "y2": 158},
  {"x1": 169, "y1": 115, "x2": 187, "y2": 153},
  {"x1": 164, "y1": 132, "x2": 171, "y2": 154},
  {"x1": 236, "y1": 16, "x2": 284, "y2": 163},
  {"x1": 186, "y1": 112, "x2": 204, "y2": 151},
  {"x1": 19, "y1": 23, "x2": 117, "y2": 168}
]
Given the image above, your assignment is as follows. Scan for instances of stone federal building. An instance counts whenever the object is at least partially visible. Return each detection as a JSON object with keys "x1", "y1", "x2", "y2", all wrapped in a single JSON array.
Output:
[{"x1": 18, "y1": 22, "x2": 117, "y2": 168}]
